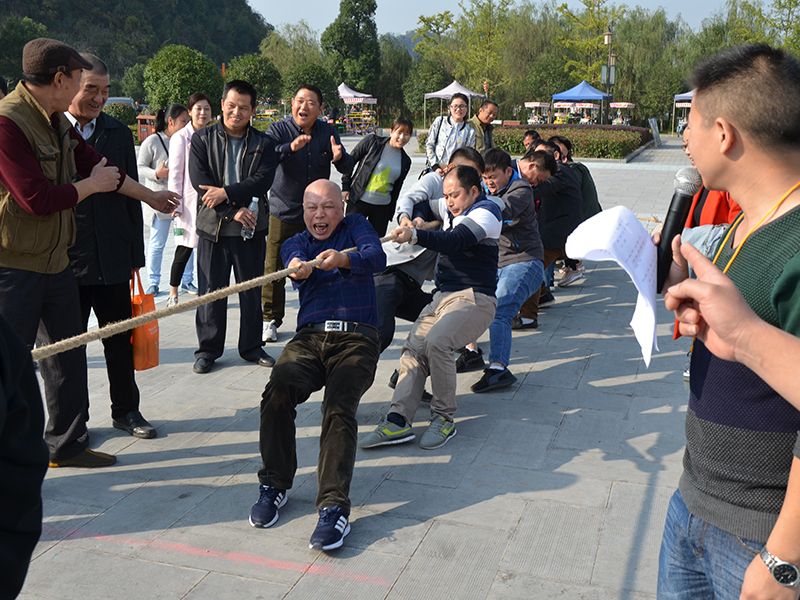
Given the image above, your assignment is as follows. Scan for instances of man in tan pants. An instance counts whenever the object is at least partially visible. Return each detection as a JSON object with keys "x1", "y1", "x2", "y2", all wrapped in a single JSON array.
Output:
[{"x1": 360, "y1": 166, "x2": 501, "y2": 450}]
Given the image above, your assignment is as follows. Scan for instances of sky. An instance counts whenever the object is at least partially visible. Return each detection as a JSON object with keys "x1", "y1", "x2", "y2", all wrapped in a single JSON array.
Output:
[{"x1": 249, "y1": 0, "x2": 727, "y2": 38}]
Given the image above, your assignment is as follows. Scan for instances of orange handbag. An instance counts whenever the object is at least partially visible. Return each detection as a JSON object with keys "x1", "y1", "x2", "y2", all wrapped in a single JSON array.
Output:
[{"x1": 130, "y1": 269, "x2": 159, "y2": 371}]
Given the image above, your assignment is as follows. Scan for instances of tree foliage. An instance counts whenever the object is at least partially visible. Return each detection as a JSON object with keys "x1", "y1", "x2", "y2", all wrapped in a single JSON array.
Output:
[
  {"x1": 402, "y1": 56, "x2": 451, "y2": 116},
  {"x1": 321, "y1": 0, "x2": 382, "y2": 92},
  {"x1": 376, "y1": 34, "x2": 413, "y2": 115},
  {"x1": 0, "y1": 17, "x2": 48, "y2": 85},
  {"x1": 225, "y1": 54, "x2": 283, "y2": 104},
  {"x1": 282, "y1": 62, "x2": 338, "y2": 110},
  {"x1": 121, "y1": 63, "x2": 147, "y2": 103},
  {"x1": 455, "y1": 0, "x2": 514, "y2": 97},
  {"x1": 260, "y1": 21, "x2": 324, "y2": 76},
  {"x1": 0, "y1": 0, "x2": 272, "y2": 80},
  {"x1": 143, "y1": 45, "x2": 224, "y2": 109}
]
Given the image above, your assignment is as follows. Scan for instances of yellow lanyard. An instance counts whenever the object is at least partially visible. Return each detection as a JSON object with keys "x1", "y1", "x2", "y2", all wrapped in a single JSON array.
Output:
[{"x1": 712, "y1": 180, "x2": 800, "y2": 274}]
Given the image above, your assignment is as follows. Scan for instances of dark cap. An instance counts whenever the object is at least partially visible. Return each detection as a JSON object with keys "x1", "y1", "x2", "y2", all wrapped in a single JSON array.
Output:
[{"x1": 22, "y1": 38, "x2": 93, "y2": 77}]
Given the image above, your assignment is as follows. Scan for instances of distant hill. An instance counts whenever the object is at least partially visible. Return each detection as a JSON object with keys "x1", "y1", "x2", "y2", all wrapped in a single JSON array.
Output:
[{"x1": 1, "y1": 0, "x2": 273, "y2": 78}]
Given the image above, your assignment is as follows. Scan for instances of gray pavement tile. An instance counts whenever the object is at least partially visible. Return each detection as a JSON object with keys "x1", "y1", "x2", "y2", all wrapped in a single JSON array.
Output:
[
  {"x1": 387, "y1": 521, "x2": 510, "y2": 600},
  {"x1": 41, "y1": 468, "x2": 144, "y2": 508},
  {"x1": 487, "y1": 573, "x2": 656, "y2": 599},
  {"x1": 364, "y1": 479, "x2": 527, "y2": 532},
  {"x1": 134, "y1": 405, "x2": 254, "y2": 452},
  {"x1": 553, "y1": 407, "x2": 627, "y2": 453},
  {"x1": 346, "y1": 507, "x2": 433, "y2": 556},
  {"x1": 500, "y1": 501, "x2": 604, "y2": 584},
  {"x1": 61, "y1": 482, "x2": 216, "y2": 556},
  {"x1": 386, "y1": 432, "x2": 484, "y2": 488},
  {"x1": 459, "y1": 466, "x2": 612, "y2": 508},
  {"x1": 20, "y1": 546, "x2": 206, "y2": 599},
  {"x1": 35, "y1": 499, "x2": 101, "y2": 559},
  {"x1": 591, "y1": 482, "x2": 674, "y2": 595},
  {"x1": 137, "y1": 525, "x2": 320, "y2": 585},
  {"x1": 544, "y1": 447, "x2": 683, "y2": 489},
  {"x1": 285, "y1": 547, "x2": 407, "y2": 600},
  {"x1": 619, "y1": 396, "x2": 687, "y2": 461},
  {"x1": 473, "y1": 419, "x2": 558, "y2": 471},
  {"x1": 182, "y1": 572, "x2": 290, "y2": 600},
  {"x1": 524, "y1": 385, "x2": 633, "y2": 413}
]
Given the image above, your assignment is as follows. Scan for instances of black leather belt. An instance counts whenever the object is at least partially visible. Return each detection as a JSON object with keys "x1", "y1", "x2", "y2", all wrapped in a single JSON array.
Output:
[{"x1": 305, "y1": 320, "x2": 379, "y2": 340}]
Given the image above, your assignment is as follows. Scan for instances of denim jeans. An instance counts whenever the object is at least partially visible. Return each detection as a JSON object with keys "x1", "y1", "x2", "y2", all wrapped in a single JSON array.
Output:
[
  {"x1": 545, "y1": 261, "x2": 555, "y2": 288},
  {"x1": 658, "y1": 489, "x2": 765, "y2": 600},
  {"x1": 146, "y1": 214, "x2": 193, "y2": 288},
  {"x1": 488, "y1": 260, "x2": 544, "y2": 367}
]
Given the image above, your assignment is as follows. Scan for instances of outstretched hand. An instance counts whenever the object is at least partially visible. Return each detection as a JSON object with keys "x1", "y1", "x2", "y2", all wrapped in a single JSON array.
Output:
[{"x1": 664, "y1": 242, "x2": 756, "y2": 363}]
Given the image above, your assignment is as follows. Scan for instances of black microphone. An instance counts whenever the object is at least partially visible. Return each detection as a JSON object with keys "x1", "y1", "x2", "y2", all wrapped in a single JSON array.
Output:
[{"x1": 656, "y1": 167, "x2": 702, "y2": 293}]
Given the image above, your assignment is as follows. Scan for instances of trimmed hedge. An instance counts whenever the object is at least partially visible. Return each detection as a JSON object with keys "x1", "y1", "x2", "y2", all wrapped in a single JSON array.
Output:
[
  {"x1": 418, "y1": 123, "x2": 651, "y2": 160},
  {"x1": 104, "y1": 102, "x2": 138, "y2": 126}
]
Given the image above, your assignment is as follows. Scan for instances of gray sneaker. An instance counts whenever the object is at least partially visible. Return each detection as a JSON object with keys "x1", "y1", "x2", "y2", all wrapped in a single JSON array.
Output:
[
  {"x1": 359, "y1": 418, "x2": 415, "y2": 448},
  {"x1": 418, "y1": 415, "x2": 456, "y2": 450}
]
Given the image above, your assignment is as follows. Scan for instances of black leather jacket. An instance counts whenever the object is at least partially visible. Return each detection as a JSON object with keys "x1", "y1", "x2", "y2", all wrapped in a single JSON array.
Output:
[
  {"x1": 341, "y1": 134, "x2": 411, "y2": 208},
  {"x1": 190, "y1": 122, "x2": 276, "y2": 241}
]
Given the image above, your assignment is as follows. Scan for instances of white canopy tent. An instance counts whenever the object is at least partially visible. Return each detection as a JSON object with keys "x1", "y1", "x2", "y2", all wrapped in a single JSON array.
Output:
[
  {"x1": 423, "y1": 80, "x2": 484, "y2": 128},
  {"x1": 671, "y1": 89, "x2": 695, "y2": 133},
  {"x1": 337, "y1": 82, "x2": 377, "y2": 105}
]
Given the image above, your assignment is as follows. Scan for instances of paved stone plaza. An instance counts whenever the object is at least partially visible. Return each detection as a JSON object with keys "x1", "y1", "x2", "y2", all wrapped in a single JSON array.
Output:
[{"x1": 21, "y1": 136, "x2": 692, "y2": 600}]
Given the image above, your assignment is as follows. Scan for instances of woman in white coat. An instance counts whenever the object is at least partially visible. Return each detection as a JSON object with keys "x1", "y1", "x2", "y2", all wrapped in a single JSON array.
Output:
[
  {"x1": 138, "y1": 103, "x2": 190, "y2": 296},
  {"x1": 166, "y1": 92, "x2": 213, "y2": 307}
]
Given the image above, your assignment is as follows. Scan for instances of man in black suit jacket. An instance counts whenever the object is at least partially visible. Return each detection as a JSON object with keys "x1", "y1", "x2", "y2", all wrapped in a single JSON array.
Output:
[{"x1": 65, "y1": 54, "x2": 155, "y2": 440}]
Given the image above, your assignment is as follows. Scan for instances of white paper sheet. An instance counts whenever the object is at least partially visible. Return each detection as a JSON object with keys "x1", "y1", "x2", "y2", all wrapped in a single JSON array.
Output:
[{"x1": 565, "y1": 206, "x2": 658, "y2": 366}]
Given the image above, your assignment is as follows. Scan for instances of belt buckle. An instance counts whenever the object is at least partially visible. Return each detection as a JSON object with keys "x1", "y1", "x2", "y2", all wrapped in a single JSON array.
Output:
[{"x1": 324, "y1": 320, "x2": 344, "y2": 332}]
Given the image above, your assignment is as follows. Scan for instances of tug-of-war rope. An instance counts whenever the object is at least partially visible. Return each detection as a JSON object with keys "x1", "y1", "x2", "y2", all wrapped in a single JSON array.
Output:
[{"x1": 30, "y1": 224, "x2": 440, "y2": 362}]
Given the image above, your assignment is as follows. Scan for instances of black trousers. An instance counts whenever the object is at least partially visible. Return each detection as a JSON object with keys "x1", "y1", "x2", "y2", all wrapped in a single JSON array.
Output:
[
  {"x1": 78, "y1": 282, "x2": 140, "y2": 420},
  {"x1": 196, "y1": 235, "x2": 266, "y2": 362},
  {"x1": 0, "y1": 267, "x2": 89, "y2": 461},
  {"x1": 258, "y1": 328, "x2": 379, "y2": 512},
  {"x1": 374, "y1": 267, "x2": 433, "y2": 353},
  {"x1": 346, "y1": 200, "x2": 396, "y2": 237},
  {"x1": 170, "y1": 245, "x2": 194, "y2": 288}
]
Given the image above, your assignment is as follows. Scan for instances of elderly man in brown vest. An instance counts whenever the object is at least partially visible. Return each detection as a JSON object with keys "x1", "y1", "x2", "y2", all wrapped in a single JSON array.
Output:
[{"x1": 0, "y1": 38, "x2": 177, "y2": 468}]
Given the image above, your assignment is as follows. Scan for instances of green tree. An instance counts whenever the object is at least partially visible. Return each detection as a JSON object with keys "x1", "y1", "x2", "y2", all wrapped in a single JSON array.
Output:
[
  {"x1": 321, "y1": 0, "x2": 381, "y2": 92},
  {"x1": 413, "y1": 11, "x2": 459, "y2": 75},
  {"x1": 121, "y1": 63, "x2": 147, "y2": 103},
  {"x1": 260, "y1": 21, "x2": 324, "y2": 76},
  {"x1": 770, "y1": 0, "x2": 800, "y2": 52},
  {"x1": 375, "y1": 34, "x2": 413, "y2": 115},
  {"x1": 282, "y1": 62, "x2": 338, "y2": 110},
  {"x1": 143, "y1": 45, "x2": 224, "y2": 109},
  {"x1": 402, "y1": 56, "x2": 451, "y2": 118},
  {"x1": 226, "y1": 54, "x2": 283, "y2": 104},
  {"x1": 0, "y1": 17, "x2": 48, "y2": 85},
  {"x1": 557, "y1": 0, "x2": 626, "y2": 87},
  {"x1": 454, "y1": 0, "x2": 514, "y2": 97}
]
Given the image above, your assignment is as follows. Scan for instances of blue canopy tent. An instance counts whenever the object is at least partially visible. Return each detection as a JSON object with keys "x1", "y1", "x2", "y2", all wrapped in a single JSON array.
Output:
[
  {"x1": 672, "y1": 89, "x2": 695, "y2": 133},
  {"x1": 551, "y1": 80, "x2": 610, "y2": 123}
]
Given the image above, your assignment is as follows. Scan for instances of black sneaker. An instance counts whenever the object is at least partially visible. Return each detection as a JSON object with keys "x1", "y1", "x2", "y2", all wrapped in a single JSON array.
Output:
[
  {"x1": 456, "y1": 347, "x2": 485, "y2": 373},
  {"x1": 539, "y1": 291, "x2": 556, "y2": 308},
  {"x1": 249, "y1": 485, "x2": 287, "y2": 528},
  {"x1": 471, "y1": 368, "x2": 518, "y2": 393},
  {"x1": 511, "y1": 316, "x2": 538, "y2": 330},
  {"x1": 309, "y1": 506, "x2": 350, "y2": 551}
]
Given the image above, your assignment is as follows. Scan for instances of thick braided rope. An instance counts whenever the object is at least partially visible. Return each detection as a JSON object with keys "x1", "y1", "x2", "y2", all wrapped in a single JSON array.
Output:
[{"x1": 30, "y1": 223, "x2": 436, "y2": 361}]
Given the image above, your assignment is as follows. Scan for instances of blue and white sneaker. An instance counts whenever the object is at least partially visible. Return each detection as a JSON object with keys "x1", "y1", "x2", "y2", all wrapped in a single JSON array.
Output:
[
  {"x1": 309, "y1": 506, "x2": 350, "y2": 551},
  {"x1": 249, "y1": 485, "x2": 286, "y2": 528},
  {"x1": 180, "y1": 282, "x2": 199, "y2": 295}
]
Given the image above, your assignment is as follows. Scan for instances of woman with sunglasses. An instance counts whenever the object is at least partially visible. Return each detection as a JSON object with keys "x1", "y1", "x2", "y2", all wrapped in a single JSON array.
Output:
[{"x1": 424, "y1": 93, "x2": 476, "y2": 174}]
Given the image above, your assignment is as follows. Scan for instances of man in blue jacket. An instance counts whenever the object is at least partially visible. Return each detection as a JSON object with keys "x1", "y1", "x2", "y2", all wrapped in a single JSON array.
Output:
[
  {"x1": 250, "y1": 179, "x2": 385, "y2": 552},
  {"x1": 261, "y1": 85, "x2": 353, "y2": 344},
  {"x1": 189, "y1": 80, "x2": 276, "y2": 374}
]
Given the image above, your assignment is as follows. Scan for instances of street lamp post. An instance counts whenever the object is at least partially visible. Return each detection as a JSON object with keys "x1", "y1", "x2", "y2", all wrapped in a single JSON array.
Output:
[{"x1": 601, "y1": 22, "x2": 616, "y2": 124}]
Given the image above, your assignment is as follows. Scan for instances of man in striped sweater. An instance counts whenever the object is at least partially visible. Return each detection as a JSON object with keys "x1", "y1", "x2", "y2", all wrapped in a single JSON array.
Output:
[{"x1": 658, "y1": 44, "x2": 800, "y2": 599}]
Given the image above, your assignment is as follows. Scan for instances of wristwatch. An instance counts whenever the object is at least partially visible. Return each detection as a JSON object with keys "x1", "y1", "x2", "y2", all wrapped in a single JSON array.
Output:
[
  {"x1": 760, "y1": 547, "x2": 800, "y2": 587},
  {"x1": 409, "y1": 228, "x2": 418, "y2": 245}
]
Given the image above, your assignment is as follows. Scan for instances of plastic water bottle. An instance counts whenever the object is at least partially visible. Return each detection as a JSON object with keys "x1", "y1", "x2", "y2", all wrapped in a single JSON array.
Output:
[{"x1": 241, "y1": 197, "x2": 260, "y2": 240}]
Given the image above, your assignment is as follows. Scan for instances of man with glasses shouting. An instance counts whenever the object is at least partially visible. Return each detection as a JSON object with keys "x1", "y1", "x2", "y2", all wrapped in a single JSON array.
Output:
[{"x1": 424, "y1": 93, "x2": 476, "y2": 175}]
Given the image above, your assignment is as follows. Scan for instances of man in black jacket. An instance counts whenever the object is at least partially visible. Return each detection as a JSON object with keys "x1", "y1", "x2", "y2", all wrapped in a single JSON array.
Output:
[
  {"x1": 65, "y1": 54, "x2": 155, "y2": 440},
  {"x1": 516, "y1": 144, "x2": 583, "y2": 324},
  {"x1": 189, "y1": 80, "x2": 277, "y2": 374}
]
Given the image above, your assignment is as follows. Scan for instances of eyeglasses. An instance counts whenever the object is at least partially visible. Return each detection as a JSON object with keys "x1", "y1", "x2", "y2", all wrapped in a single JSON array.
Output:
[
  {"x1": 681, "y1": 143, "x2": 689, "y2": 151},
  {"x1": 450, "y1": 104, "x2": 468, "y2": 111}
]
